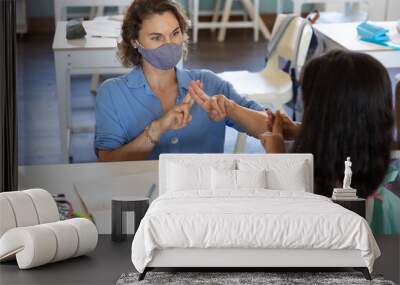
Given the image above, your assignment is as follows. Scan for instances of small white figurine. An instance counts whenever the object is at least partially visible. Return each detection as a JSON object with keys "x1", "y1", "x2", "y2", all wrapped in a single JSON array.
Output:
[{"x1": 343, "y1": 157, "x2": 353, "y2": 189}]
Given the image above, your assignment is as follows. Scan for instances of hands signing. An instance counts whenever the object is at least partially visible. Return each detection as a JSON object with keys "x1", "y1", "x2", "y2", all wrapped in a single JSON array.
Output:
[
  {"x1": 265, "y1": 109, "x2": 299, "y2": 140},
  {"x1": 259, "y1": 110, "x2": 285, "y2": 153},
  {"x1": 159, "y1": 95, "x2": 194, "y2": 131},
  {"x1": 188, "y1": 80, "x2": 232, "y2": 122},
  {"x1": 260, "y1": 110, "x2": 301, "y2": 153}
]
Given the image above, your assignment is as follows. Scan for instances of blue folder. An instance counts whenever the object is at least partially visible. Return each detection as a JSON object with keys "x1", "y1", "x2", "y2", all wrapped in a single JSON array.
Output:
[
  {"x1": 357, "y1": 22, "x2": 400, "y2": 50},
  {"x1": 357, "y1": 22, "x2": 389, "y2": 42}
]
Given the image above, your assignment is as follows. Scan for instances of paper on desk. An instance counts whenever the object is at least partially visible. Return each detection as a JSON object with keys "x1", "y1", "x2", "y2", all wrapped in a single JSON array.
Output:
[
  {"x1": 108, "y1": 15, "x2": 124, "y2": 22},
  {"x1": 82, "y1": 20, "x2": 121, "y2": 38},
  {"x1": 384, "y1": 34, "x2": 400, "y2": 50},
  {"x1": 390, "y1": 34, "x2": 400, "y2": 45}
]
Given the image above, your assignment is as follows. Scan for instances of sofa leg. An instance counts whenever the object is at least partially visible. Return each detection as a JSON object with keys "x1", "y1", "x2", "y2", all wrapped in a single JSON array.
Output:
[
  {"x1": 138, "y1": 268, "x2": 148, "y2": 281},
  {"x1": 354, "y1": 267, "x2": 371, "y2": 280}
]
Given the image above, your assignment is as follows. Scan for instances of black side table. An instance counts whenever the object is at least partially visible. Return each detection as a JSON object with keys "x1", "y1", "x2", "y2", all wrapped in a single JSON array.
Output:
[
  {"x1": 112, "y1": 196, "x2": 150, "y2": 242},
  {"x1": 331, "y1": 198, "x2": 366, "y2": 218}
]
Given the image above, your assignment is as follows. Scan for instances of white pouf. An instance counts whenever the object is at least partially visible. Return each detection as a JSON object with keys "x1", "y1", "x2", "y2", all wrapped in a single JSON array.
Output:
[
  {"x1": 24, "y1": 188, "x2": 60, "y2": 223},
  {"x1": 0, "y1": 218, "x2": 98, "y2": 269},
  {"x1": 0, "y1": 189, "x2": 98, "y2": 269},
  {"x1": 0, "y1": 196, "x2": 17, "y2": 237},
  {"x1": 1, "y1": 191, "x2": 39, "y2": 227}
]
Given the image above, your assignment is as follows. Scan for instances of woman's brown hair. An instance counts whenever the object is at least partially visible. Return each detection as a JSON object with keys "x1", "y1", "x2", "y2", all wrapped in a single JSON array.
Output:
[{"x1": 117, "y1": 0, "x2": 191, "y2": 67}]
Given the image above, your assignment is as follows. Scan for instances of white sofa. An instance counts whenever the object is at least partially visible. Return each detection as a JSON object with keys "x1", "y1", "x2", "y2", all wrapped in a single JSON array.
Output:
[{"x1": 0, "y1": 189, "x2": 98, "y2": 269}]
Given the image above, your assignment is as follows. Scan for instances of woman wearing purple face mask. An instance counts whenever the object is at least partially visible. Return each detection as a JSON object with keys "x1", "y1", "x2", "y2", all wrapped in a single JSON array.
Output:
[{"x1": 95, "y1": 0, "x2": 273, "y2": 162}]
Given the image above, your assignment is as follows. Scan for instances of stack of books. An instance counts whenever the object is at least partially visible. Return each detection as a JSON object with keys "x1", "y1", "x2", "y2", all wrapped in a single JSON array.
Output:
[{"x1": 332, "y1": 188, "x2": 358, "y2": 200}]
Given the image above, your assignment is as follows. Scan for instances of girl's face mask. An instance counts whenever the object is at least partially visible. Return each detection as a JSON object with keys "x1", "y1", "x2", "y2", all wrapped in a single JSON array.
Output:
[{"x1": 136, "y1": 41, "x2": 182, "y2": 70}]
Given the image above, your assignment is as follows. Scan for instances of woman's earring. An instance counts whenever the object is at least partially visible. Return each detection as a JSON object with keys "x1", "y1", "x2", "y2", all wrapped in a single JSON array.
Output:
[
  {"x1": 131, "y1": 39, "x2": 138, "y2": 49},
  {"x1": 134, "y1": 40, "x2": 142, "y2": 49}
]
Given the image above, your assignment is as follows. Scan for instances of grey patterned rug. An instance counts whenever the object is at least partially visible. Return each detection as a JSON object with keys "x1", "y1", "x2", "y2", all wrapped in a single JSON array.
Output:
[{"x1": 116, "y1": 271, "x2": 396, "y2": 285}]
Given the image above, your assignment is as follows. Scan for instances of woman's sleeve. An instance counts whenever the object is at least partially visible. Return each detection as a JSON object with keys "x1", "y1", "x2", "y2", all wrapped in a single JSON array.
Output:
[{"x1": 94, "y1": 82, "x2": 127, "y2": 151}]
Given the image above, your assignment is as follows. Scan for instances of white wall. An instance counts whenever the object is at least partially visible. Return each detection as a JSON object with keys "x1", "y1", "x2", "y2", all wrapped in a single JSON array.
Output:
[
  {"x1": 369, "y1": 0, "x2": 400, "y2": 21},
  {"x1": 386, "y1": 0, "x2": 400, "y2": 20}
]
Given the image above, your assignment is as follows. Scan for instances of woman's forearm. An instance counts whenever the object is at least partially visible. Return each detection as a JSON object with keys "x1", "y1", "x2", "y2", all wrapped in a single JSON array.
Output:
[
  {"x1": 98, "y1": 120, "x2": 164, "y2": 162},
  {"x1": 226, "y1": 100, "x2": 269, "y2": 138}
]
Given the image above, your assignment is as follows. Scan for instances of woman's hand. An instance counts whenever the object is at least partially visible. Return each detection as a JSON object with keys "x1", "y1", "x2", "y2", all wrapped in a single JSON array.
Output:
[
  {"x1": 260, "y1": 110, "x2": 286, "y2": 153},
  {"x1": 155, "y1": 95, "x2": 193, "y2": 135},
  {"x1": 188, "y1": 80, "x2": 232, "y2": 122}
]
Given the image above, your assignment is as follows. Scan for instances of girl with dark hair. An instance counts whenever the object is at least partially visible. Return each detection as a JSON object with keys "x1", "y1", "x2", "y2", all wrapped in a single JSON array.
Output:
[
  {"x1": 261, "y1": 50, "x2": 394, "y2": 199},
  {"x1": 95, "y1": 0, "x2": 272, "y2": 162}
]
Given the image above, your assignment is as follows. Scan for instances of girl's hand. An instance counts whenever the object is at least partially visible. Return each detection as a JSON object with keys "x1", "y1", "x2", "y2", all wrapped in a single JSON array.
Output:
[
  {"x1": 260, "y1": 110, "x2": 285, "y2": 153},
  {"x1": 266, "y1": 109, "x2": 300, "y2": 140}
]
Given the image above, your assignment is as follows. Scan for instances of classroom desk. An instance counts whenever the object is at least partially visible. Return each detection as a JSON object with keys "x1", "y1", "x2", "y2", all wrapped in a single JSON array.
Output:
[
  {"x1": 53, "y1": 0, "x2": 132, "y2": 22},
  {"x1": 314, "y1": 21, "x2": 400, "y2": 68},
  {"x1": 53, "y1": 20, "x2": 130, "y2": 163}
]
